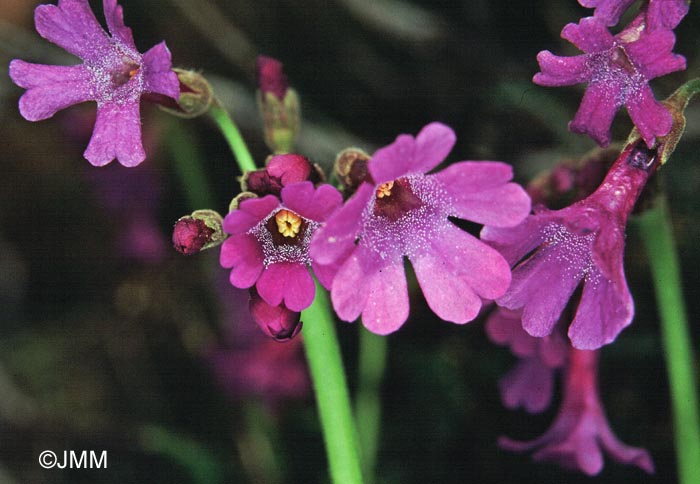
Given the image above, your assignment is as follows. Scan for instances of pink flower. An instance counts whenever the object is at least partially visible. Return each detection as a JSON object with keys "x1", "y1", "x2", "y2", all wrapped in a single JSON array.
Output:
[
  {"x1": 482, "y1": 142, "x2": 655, "y2": 349},
  {"x1": 500, "y1": 348, "x2": 654, "y2": 475},
  {"x1": 578, "y1": 0, "x2": 689, "y2": 29},
  {"x1": 220, "y1": 181, "x2": 343, "y2": 313},
  {"x1": 310, "y1": 122, "x2": 531, "y2": 334},
  {"x1": 534, "y1": 15, "x2": 686, "y2": 147},
  {"x1": 486, "y1": 308, "x2": 567, "y2": 413},
  {"x1": 8, "y1": 0, "x2": 179, "y2": 166}
]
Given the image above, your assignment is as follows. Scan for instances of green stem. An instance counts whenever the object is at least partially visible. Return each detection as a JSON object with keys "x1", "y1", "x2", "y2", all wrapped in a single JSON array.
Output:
[
  {"x1": 209, "y1": 101, "x2": 257, "y2": 173},
  {"x1": 355, "y1": 327, "x2": 387, "y2": 484},
  {"x1": 301, "y1": 281, "x2": 364, "y2": 484},
  {"x1": 167, "y1": 119, "x2": 215, "y2": 209},
  {"x1": 636, "y1": 197, "x2": 700, "y2": 484}
]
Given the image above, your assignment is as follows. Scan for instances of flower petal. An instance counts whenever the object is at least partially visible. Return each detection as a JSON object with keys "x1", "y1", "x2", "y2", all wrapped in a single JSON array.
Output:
[
  {"x1": 256, "y1": 262, "x2": 315, "y2": 312},
  {"x1": 310, "y1": 182, "x2": 373, "y2": 265},
  {"x1": 434, "y1": 161, "x2": 531, "y2": 227},
  {"x1": 568, "y1": 81, "x2": 620, "y2": 147},
  {"x1": 625, "y1": 31, "x2": 686, "y2": 80},
  {"x1": 223, "y1": 195, "x2": 279, "y2": 234},
  {"x1": 102, "y1": 0, "x2": 136, "y2": 47},
  {"x1": 220, "y1": 233, "x2": 264, "y2": 288},
  {"x1": 142, "y1": 41, "x2": 180, "y2": 99},
  {"x1": 330, "y1": 246, "x2": 373, "y2": 322},
  {"x1": 625, "y1": 83, "x2": 672, "y2": 148},
  {"x1": 34, "y1": 0, "x2": 111, "y2": 61},
  {"x1": 568, "y1": 268, "x2": 634, "y2": 349},
  {"x1": 561, "y1": 17, "x2": 613, "y2": 53},
  {"x1": 282, "y1": 182, "x2": 343, "y2": 222},
  {"x1": 499, "y1": 358, "x2": 555, "y2": 414},
  {"x1": 361, "y1": 260, "x2": 410, "y2": 335},
  {"x1": 412, "y1": 122, "x2": 456, "y2": 173},
  {"x1": 84, "y1": 101, "x2": 145, "y2": 166},
  {"x1": 9, "y1": 60, "x2": 93, "y2": 121},
  {"x1": 533, "y1": 51, "x2": 590, "y2": 87}
]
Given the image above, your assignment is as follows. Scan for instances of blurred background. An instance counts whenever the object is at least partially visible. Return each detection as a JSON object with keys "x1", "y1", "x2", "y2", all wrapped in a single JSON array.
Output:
[{"x1": 1, "y1": 0, "x2": 699, "y2": 482}]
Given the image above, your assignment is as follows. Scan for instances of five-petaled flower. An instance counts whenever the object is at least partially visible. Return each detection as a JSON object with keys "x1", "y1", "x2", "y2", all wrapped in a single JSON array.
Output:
[
  {"x1": 482, "y1": 141, "x2": 656, "y2": 349},
  {"x1": 310, "y1": 122, "x2": 531, "y2": 334},
  {"x1": 220, "y1": 181, "x2": 343, "y2": 315},
  {"x1": 534, "y1": 14, "x2": 686, "y2": 148},
  {"x1": 9, "y1": 0, "x2": 179, "y2": 166}
]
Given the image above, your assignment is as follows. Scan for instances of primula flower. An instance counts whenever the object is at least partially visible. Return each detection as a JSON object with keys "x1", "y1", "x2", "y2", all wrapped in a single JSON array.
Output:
[
  {"x1": 500, "y1": 348, "x2": 654, "y2": 475},
  {"x1": 243, "y1": 153, "x2": 321, "y2": 197},
  {"x1": 482, "y1": 141, "x2": 655, "y2": 349},
  {"x1": 534, "y1": 15, "x2": 686, "y2": 147},
  {"x1": 310, "y1": 123, "x2": 531, "y2": 334},
  {"x1": 220, "y1": 181, "x2": 343, "y2": 313},
  {"x1": 578, "y1": 0, "x2": 689, "y2": 29},
  {"x1": 9, "y1": 0, "x2": 179, "y2": 166},
  {"x1": 486, "y1": 308, "x2": 567, "y2": 413}
]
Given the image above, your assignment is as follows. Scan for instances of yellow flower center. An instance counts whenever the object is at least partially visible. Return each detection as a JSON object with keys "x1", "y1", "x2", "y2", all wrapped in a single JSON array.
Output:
[
  {"x1": 376, "y1": 181, "x2": 394, "y2": 199},
  {"x1": 275, "y1": 209, "x2": 302, "y2": 238}
]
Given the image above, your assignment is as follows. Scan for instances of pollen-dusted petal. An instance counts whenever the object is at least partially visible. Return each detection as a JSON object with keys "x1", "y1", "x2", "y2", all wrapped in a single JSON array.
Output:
[
  {"x1": 482, "y1": 214, "x2": 550, "y2": 267},
  {"x1": 568, "y1": 268, "x2": 634, "y2": 349},
  {"x1": 533, "y1": 51, "x2": 590, "y2": 87},
  {"x1": 84, "y1": 101, "x2": 145, "y2": 166},
  {"x1": 256, "y1": 262, "x2": 315, "y2": 311},
  {"x1": 561, "y1": 17, "x2": 614, "y2": 53},
  {"x1": 626, "y1": 83, "x2": 673, "y2": 148},
  {"x1": 310, "y1": 182, "x2": 374, "y2": 265},
  {"x1": 568, "y1": 81, "x2": 620, "y2": 147},
  {"x1": 281, "y1": 181, "x2": 343, "y2": 223},
  {"x1": 625, "y1": 31, "x2": 686, "y2": 79},
  {"x1": 330, "y1": 246, "x2": 373, "y2": 322},
  {"x1": 103, "y1": 0, "x2": 136, "y2": 47},
  {"x1": 10, "y1": 60, "x2": 93, "y2": 121},
  {"x1": 223, "y1": 195, "x2": 280, "y2": 234},
  {"x1": 220, "y1": 233, "x2": 264, "y2": 288},
  {"x1": 34, "y1": 0, "x2": 112, "y2": 62},
  {"x1": 360, "y1": 260, "x2": 410, "y2": 335},
  {"x1": 141, "y1": 41, "x2": 180, "y2": 99},
  {"x1": 434, "y1": 161, "x2": 531, "y2": 227}
]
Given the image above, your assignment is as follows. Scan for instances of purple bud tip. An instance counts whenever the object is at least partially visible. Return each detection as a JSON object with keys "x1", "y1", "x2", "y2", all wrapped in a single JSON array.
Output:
[
  {"x1": 256, "y1": 55, "x2": 288, "y2": 100},
  {"x1": 172, "y1": 217, "x2": 214, "y2": 255}
]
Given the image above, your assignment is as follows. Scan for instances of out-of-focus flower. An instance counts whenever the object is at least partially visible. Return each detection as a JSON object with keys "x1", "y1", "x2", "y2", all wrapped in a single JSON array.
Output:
[
  {"x1": 220, "y1": 181, "x2": 342, "y2": 314},
  {"x1": 310, "y1": 122, "x2": 530, "y2": 334},
  {"x1": 500, "y1": 348, "x2": 654, "y2": 475},
  {"x1": 482, "y1": 142, "x2": 656, "y2": 349},
  {"x1": 173, "y1": 218, "x2": 215, "y2": 256},
  {"x1": 534, "y1": 15, "x2": 686, "y2": 147},
  {"x1": 256, "y1": 55, "x2": 300, "y2": 153},
  {"x1": 486, "y1": 307, "x2": 567, "y2": 413},
  {"x1": 9, "y1": 0, "x2": 179, "y2": 166}
]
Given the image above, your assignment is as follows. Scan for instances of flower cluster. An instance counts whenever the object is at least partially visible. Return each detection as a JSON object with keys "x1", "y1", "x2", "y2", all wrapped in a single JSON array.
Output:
[{"x1": 534, "y1": 0, "x2": 688, "y2": 147}]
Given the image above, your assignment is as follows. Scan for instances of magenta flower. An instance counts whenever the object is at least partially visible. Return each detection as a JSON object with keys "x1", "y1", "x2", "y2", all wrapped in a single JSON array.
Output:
[
  {"x1": 249, "y1": 288, "x2": 303, "y2": 341},
  {"x1": 500, "y1": 348, "x2": 654, "y2": 475},
  {"x1": 244, "y1": 153, "x2": 320, "y2": 197},
  {"x1": 578, "y1": 0, "x2": 689, "y2": 29},
  {"x1": 310, "y1": 123, "x2": 531, "y2": 334},
  {"x1": 220, "y1": 181, "x2": 343, "y2": 313},
  {"x1": 482, "y1": 142, "x2": 655, "y2": 349},
  {"x1": 486, "y1": 308, "x2": 567, "y2": 413},
  {"x1": 9, "y1": 0, "x2": 179, "y2": 167},
  {"x1": 534, "y1": 15, "x2": 686, "y2": 147}
]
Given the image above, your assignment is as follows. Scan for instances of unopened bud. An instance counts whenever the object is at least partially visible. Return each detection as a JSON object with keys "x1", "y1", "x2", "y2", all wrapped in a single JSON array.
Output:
[
  {"x1": 172, "y1": 209, "x2": 224, "y2": 255},
  {"x1": 159, "y1": 69, "x2": 214, "y2": 119},
  {"x1": 334, "y1": 147, "x2": 370, "y2": 194},
  {"x1": 242, "y1": 153, "x2": 323, "y2": 196},
  {"x1": 256, "y1": 56, "x2": 300, "y2": 154},
  {"x1": 249, "y1": 289, "x2": 302, "y2": 341}
]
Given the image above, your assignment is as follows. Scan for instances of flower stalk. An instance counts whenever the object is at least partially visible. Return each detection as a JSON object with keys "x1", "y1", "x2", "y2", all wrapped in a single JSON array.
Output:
[
  {"x1": 209, "y1": 101, "x2": 257, "y2": 173},
  {"x1": 636, "y1": 196, "x2": 700, "y2": 484},
  {"x1": 301, "y1": 280, "x2": 364, "y2": 484}
]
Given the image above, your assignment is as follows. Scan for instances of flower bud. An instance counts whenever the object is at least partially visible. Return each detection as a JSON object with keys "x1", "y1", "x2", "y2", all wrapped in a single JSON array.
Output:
[
  {"x1": 249, "y1": 289, "x2": 302, "y2": 341},
  {"x1": 256, "y1": 56, "x2": 300, "y2": 154},
  {"x1": 172, "y1": 209, "x2": 225, "y2": 255},
  {"x1": 242, "y1": 153, "x2": 323, "y2": 196},
  {"x1": 334, "y1": 147, "x2": 370, "y2": 194},
  {"x1": 159, "y1": 68, "x2": 214, "y2": 119}
]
